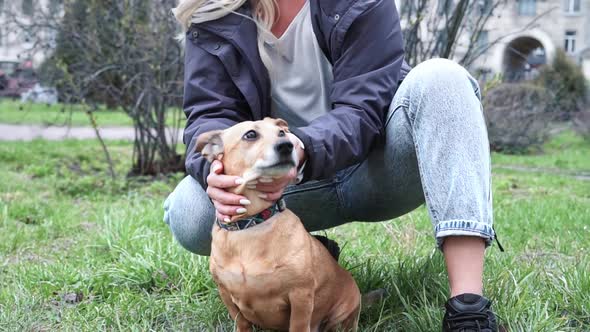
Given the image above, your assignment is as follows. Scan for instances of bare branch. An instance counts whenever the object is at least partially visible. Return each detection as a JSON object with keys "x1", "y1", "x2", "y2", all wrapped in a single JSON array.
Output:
[{"x1": 4, "y1": 0, "x2": 185, "y2": 176}]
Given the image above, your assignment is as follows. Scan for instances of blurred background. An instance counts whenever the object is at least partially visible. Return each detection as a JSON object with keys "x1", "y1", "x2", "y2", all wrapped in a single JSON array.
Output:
[
  {"x1": 0, "y1": 0, "x2": 589, "y2": 167},
  {"x1": 0, "y1": 1, "x2": 588, "y2": 331}
]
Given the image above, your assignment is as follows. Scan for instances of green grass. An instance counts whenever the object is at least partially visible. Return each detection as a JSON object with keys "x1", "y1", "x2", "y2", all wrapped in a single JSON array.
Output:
[
  {"x1": 0, "y1": 133, "x2": 589, "y2": 331},
  {"x1": 0, "y1": 100, "x2": 183, "y2": 127},
  {"x1": 492, "y1": 130, "x2": 590, "y2": 173},
  {"x1": 0, "y1": 99, "x2": 133, "y2": 127}
]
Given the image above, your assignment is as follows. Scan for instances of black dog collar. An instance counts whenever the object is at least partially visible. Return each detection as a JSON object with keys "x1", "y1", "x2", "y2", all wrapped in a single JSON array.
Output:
[{"x1": 217, "y1": 199, "x2": 286, "y2": 231}]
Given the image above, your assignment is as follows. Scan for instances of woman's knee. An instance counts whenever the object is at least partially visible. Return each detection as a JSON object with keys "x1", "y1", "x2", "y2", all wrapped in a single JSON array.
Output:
[
  {"x1": 397, "y1": 58, "x2": 484, "y2": 128},
  {"x1": 407, "y1": 58, "x2": 481, "y2": 101},
  {"x1": 163, "y1": 176, "x2": 214, "y2": 256}
]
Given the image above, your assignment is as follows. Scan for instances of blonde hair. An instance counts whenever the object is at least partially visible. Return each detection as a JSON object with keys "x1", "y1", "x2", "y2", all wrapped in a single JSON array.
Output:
[{"x1": 172, "y1": 0, "x2": 278, "y2": 68}]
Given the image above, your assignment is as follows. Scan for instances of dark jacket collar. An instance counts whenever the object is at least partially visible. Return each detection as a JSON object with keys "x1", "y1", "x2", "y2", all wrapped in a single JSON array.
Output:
[
  {"x1": 195, "y1": 0, "x2": 352, "y2": 61},
  {"x1": 196, "y1": 0, "x2": 347, "y2": 38},
  {"x1": 193, "y1": 0, "x2": 355, "y2": 117},
  {"x1": 195, "y1": 2, "x2": 252, "y2": 39}
]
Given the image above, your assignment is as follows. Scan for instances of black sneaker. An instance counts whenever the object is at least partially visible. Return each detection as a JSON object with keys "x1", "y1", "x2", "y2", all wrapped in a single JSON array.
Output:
[{"x1": 443, "y1": 293, "x2": 498, "y2": 332}]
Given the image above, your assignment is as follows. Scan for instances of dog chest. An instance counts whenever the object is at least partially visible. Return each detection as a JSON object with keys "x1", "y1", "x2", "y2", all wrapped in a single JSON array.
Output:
[
  {"x1": 211, "y1": 257, "x2": 294, "y2": 294},
  {"x1": 211, "y1": 259, "x2": 294, "y2": 329}
]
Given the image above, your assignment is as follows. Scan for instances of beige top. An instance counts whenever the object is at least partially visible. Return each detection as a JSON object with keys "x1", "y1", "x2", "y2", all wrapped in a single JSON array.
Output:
[{"x1": 259, "y1": 1, "x2": 334, "y2": 128}]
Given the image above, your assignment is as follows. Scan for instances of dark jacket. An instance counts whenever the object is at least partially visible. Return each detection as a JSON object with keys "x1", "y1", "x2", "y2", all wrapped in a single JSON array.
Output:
[{"x1": 183, "y1": 0, "x2": 411, "y2": 188}]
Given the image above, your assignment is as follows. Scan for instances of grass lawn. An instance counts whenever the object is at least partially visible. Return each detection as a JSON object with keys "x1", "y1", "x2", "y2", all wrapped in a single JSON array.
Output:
[
  {"x1": 0, "y1": 100, "x2": 183, "y2": 127},
  {"x1": 0, "y1": 132, "x2": 588, "y2": 331}
]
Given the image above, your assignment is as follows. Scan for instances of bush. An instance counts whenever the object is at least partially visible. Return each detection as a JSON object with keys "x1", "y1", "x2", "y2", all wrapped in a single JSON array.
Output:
[
  {"x1": 484, "y1": 83, "x2": 554, "y2": 154},
  {"x1": 534, "y1": 50, "x2": 587, "y2": 114},
  {"x1": 573, "y1": 111, "x2": 590, "y2": 141},
  {"x1": 40, "y1": 0, "x2": 183, "y2": 175}
]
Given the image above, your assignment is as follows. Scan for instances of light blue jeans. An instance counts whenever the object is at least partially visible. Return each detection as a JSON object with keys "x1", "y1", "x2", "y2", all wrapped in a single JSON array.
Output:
[{"x1": 163, "y1": 59, "x2": 494, "y2": 256}]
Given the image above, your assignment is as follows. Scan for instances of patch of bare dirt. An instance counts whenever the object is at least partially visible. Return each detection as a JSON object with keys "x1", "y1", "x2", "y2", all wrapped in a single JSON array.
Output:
[
  {"x1": 0, "y1": 191, "x2": 23, "y2": 202},
  {"x1": 3, "y1": 251, "x2": 52, "y2": 265},
  {"x1": 79, "y1": 221, "x2": 98, "y2": 231}
]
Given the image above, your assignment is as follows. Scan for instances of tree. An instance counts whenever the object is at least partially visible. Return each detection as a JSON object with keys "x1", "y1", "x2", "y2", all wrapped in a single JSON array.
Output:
[
  {"x1": 535, "y1": 50, "x2": 587, "y2": 114},
  {"x1": 400, "y1": 0, "x2": 506, "y2": 67},
  {"x1": 3, "y1": 0, "x2": 185, "y2": 176}
]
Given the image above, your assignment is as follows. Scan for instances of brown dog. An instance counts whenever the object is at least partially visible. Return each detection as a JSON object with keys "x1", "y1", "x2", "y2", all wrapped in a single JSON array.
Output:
[{"x1": 196, "y1": 118, "x2": 361, "y2": 332}]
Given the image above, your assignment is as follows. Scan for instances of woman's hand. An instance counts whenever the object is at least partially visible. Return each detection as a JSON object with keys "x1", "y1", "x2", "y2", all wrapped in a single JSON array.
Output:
[
  {"x1": 206, "y1": 160, "x2": 251, "y2": 222},
  {"x1": 206, "y1": 134, "x2": 306, "y2": 220}
]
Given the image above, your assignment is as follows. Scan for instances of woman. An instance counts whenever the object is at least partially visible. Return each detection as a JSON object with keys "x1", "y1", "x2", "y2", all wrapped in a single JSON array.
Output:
[{"x1": 163, "y1": 0, "x2": 499, "y2": 330}]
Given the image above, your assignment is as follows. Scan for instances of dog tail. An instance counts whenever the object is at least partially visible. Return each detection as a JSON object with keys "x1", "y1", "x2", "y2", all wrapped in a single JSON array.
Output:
[
  {"x1": 361, "y1": 288, "x2": 388, "y2": 310},
  {"x1": 313, "y1": 235, "x2": 341, "y2": 262}
]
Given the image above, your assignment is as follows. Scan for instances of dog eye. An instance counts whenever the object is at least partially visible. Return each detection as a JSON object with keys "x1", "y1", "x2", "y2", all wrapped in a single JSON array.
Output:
[
  {"x1": 243, "y1": 130, "x2": 258, "y2": 141},
  {"x1": 278, "y1": 130, "x2": 286, "y2": 137}
]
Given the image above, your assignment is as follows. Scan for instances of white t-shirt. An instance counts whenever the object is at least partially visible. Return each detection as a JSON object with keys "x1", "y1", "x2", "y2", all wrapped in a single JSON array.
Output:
[{"x1": 259, "y1": 1, "x2": 333, "y2": 128}]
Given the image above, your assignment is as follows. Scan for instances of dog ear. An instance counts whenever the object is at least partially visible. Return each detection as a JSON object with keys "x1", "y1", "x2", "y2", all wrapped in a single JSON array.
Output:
[
  {"x1": 195, "y1": 130, "x2": 224, "y2": 162},
  {"x1": 272, "y1": 118, "x2": 290, "y2": 133}
]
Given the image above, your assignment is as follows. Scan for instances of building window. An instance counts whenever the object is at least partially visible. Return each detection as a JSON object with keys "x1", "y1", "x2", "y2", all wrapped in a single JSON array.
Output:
[
  {"x1": 564, "y1": 30, "x2": 576, "y2": 54},
  {"x1": 518, "y1": 0, "x2": 536, "y2": 16},
  {"x1": 564, "y1": 0, "x2": 581, "y2": 14},
  {"x1": 22, "y1": 0, "x2": 34, "y2": 16},
  {"x1": 476, "y1": 30, "x2": 489, "y2": 50},
  {"x1": 438, "y1": 0, "x2": 454, "y2": 16}
]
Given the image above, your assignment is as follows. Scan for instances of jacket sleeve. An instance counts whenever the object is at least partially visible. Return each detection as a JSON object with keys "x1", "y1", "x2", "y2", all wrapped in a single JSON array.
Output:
[
  {"x1": 183, "y1": 32, "x2": 252, "y2": 188},
  {"x1": 290, "y1": 0, "x2": 405, "y2": 182}
]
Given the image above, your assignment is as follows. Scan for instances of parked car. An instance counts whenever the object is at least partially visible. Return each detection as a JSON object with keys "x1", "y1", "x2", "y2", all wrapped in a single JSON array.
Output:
[
  {"x1": 0, "y1": 60, "x2": 38, "y2": 98},
  {"x1": 20, "y1": 83, "x2": 58, "y2": 104},
  {"x1": 0, "y1": 61, "x2": 19, "y2": 91}
]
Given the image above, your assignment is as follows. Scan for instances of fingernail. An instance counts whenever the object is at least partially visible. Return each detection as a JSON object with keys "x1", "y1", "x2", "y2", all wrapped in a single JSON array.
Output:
[
  {"x1": 247, "y1": 180, "x2": 258, "y2": 185},
  {"x1": 239, "y1": 199, "x2": 251, "y2": 205},
  {"x1": 259, "y1": 177, "x2": 273, "y2": 183},
  {"x1": 235, "y1": 178, "x2": 245, "y2": 185},
  {"x1": 224, "y1": 217, "x2": 230, "y2": 222},
  {"x1": 258, "y1": 193, "x2": 268, "y2": 199},
  {"x1": 236, "y1": 208, "x2": 247, "y2": 214},
  {"x1": 246, "y1": 185, "x2": 257, "y2": 190}
]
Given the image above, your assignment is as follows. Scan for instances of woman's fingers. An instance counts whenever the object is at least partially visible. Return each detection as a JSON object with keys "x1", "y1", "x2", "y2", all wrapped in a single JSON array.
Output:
[
  {"x1": 213, "y1": 200, "x2": 247, "y2": 216},
  {"x1": 210, "y1": 160, "x2": 223, "y2": 173},
  {"x1": 207, "y1": 172, "x2": 244, "y2": 189},
  {"x1": 207, "y1": 186, "x2": 250, "y2": 218},
  {"x1": 216, "y1": 211, "x2": 230, "y2": 222},
  {"x1": 208, "y1": 159, "x2": 295, "y2": 217},
  {"x1": 206, "y1": 187, "x2": 250, "y2": 206},
  {"x1": 207, "y1": 161, "x2": 251, "y2": 220},
  {"x1": 208, "y1": 160, "x2": 245, "y2": 188}
]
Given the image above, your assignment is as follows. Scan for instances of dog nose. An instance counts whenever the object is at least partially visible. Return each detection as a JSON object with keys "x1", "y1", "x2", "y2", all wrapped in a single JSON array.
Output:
[{"x1": 275, "y1": 141, "x2": 293, "y2": 155}]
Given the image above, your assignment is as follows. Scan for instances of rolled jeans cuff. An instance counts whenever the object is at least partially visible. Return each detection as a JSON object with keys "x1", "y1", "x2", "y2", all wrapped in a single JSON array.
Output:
[{"x1": 435, "y1": 219, "x2": 494, "y2": 249}]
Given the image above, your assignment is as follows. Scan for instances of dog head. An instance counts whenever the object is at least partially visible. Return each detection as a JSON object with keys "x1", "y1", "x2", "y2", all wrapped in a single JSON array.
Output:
[
  {"x1": 196, "y1": 117, "x2": 298, "y2": 180},
  {"x1": 196, "y1": 118, "x2": 298, "y2": 218}
]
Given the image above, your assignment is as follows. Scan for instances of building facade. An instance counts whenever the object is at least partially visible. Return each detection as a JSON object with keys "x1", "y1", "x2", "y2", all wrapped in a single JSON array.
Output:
[
  {"x1": 2, "y1": 0, "x2": 589, "y2": 78},
  {"x1": 474, "y1": 0, "x2": 590, "y2": 79},
  {"x1": 0, "y1": 0, "x2": 58, "y2": 66},
  {"x1": 396, "y1": 0, "x2": 590, "y2": 79}
]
